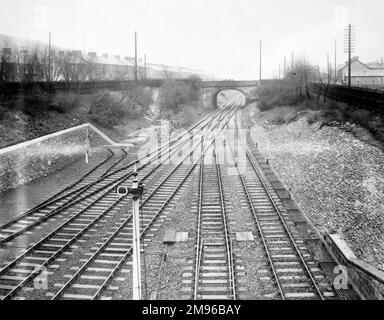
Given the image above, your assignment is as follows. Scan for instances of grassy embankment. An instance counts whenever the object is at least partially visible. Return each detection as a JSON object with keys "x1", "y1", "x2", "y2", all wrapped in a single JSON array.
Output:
[
  {"x1": 0, "y1": 78, "x2": 210, "y2": 148},
  {"x1": 255, "y1": 80, "x2": 384, "y2": 147}
]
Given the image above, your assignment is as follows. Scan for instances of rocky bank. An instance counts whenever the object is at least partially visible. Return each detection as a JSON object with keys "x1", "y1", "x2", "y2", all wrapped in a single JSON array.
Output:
[{"x1": 245, "y1": 105, "x2": 384, "y2": 272}]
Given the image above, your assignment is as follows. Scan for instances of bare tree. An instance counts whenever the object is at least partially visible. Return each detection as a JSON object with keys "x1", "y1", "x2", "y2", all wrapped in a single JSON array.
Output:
[
  {"x1": 286, "y1": 59, "x2": 317, "y2": 99},
  {"x1": 162, "y1": 65, "x2": 174, "y2": 79},
  {"x1": 0, "y1": 37, "x2": 18, "y2": 82},
  {"x1": 315, "y1": 66, "x2": 332, "y2": 103},
  {"x1": 57, "y1": 51, "x2": 87, "y2": 82},
  {"x1": 83, "y1": 54, "x2": 98, "y2": 81},
  {"x1": 0, "y1": 48, "x2": 14, "y2": 82},
  {"x1": 24, "y1": 45, "x2": 44, "y2": 82},
  {"x1": 38, "y1": 46, "x2": 61, "y2": 83}
]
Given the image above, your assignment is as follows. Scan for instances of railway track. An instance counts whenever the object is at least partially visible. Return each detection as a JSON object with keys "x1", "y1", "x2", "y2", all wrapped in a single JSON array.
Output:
[
  {"x1": 193, "y1": 145, "x2": 236, "y2": 300},
  {"x1": 0, "y1": 149, "x2": 130, "y2": 243},
  {"x1": 49, "y1": 104, "x2": 240, "y2": 300},
  {"x1": 0, "y1": 160, "x2": 162, "y2": 299},
  {"x1": 0, "y1": 102, "x2": 232, "y2": 246},
  {"x1": 224, "y1": 109, "x2": 336, "y2": 300},
  {"x1": 0, "y1": 100, "x2": 239, "y2": 300}
]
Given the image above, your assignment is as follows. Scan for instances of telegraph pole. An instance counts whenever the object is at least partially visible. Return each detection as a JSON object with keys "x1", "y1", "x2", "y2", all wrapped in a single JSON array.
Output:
[
  {"x1": 334, "y1": 39, "x2": 337, "y2": 83},
  {"x1": 48, "y1": 32, "x2": 51, "y2": 84},
  {"x1": 348, "y1": 25, "x2": 351, "y2": 88},
  {"x1": 284, "y1": 56, "x2": 286, "y2": 78},
  {"x1": 344, "y1": 24, "x2": 355, "y2": 88},
  {"x1": 144, "y1": 54, "x2": 147, "y2": 80},
  {"x1": 134, "y1": 31, "x2": 138, "y2": 82},
  {"x1": 259, "y1": 40, "x2": 262, "y2": 83},
  {"x1": 291, "y1": 52, "x2": 294, "y2": 70}
]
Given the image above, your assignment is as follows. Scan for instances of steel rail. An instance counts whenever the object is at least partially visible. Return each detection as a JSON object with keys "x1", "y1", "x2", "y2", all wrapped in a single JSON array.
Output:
[
  {"x1": 0, "y1": 160, "x2": 145, "y2": 244},
  {"x1": 0, "y1": 149, "x2": 115, "y2": 233},
  {"x1": 193, "y1": 146, "x2": 205, "y2": 300},
  {"x1": 4, "y1": 122, "x2": 219, "y2": 300},
  {"x1": 214, "y1": 146, "x2": 236, "y2": 299},
  {"x1": 52, "y1": 103, "x2": 237, "y2": 300},
  {"x1": 192, "y1": 104, "x2": 241, "y2": 300},
  {"x1": 226, "y1": 120, "x2": 285, "y2": 299},
  {"x1": 90, "y1": 104, "x2": 240, "y2": 300},
  {"x1": 0, "y1": 104, "x2": 219, "y2": 237},
  {"x1": 229, "y1": 238, "x2": 236, "y2": 299},
  {"x1": 0, "y1": 104, "x2": 232, "y2": 245},
  {"x1": 99, "y1": 149, "x2": 128, "y2": 178},
  {"x1": 0, "y1": 102, "x2": 237, "y2": 300},
  {"x1": 0, "y1": 139, "x2": 187, "y2": 287},
  {"x1": 235, "y1": 109, "x2": 325, "y2": 300},
  {"x1": 1, "y1": 162, "x2": 161, "y2": 300},
  {"x1": 0, "y1": 161, "x2": 159, "y2": 299}
]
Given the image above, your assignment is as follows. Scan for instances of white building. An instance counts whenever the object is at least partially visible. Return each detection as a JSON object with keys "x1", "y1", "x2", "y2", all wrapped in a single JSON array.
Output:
[{"x1": 338, "y1": 57, "x2": 384, "y2": 87}]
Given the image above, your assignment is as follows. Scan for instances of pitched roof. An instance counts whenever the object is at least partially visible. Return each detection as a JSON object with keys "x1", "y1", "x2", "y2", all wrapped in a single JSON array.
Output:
[
  {"x1": 366, "y1": 62, "x2": 384, "y2": 69},
  {"x1": 339, "y1": 57, "x2": 384, "y2": 72}
]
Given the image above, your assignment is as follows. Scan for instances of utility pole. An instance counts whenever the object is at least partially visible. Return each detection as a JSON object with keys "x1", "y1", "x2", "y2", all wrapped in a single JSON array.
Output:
[
  {"x1": 348, "y1": 25, "x2": 351, "y2": 88},
  {"x1": 344, "y1": 24, "x2": 355, "y2": 88},
  {"x1": 334, "y1": 39, "x2": 337, "y2": 83},
  {"x1": 144, "y1": 54, "x2": 147, "y2": 80},
  {"x1": 327, "y1": 53, "x2": 330, "y2": 83},
  {"x1": 48, "y1": 32, "x2": 51, "y2": 84},
  {"x1": 284, "y1": 56, "x2": 286, "y2": 78},
  {"x1": 82, "y1": 33, "x2": 86, "y2": 53},
  {"x1": 134, "y1": 31, "x2": 138, "y2": 82},
  {"x1": 259, "y1": 40, "x2": 262, "y2": 83},
  {"x1": 278, "y1": 63, "x2": 281, "y2": 79}
]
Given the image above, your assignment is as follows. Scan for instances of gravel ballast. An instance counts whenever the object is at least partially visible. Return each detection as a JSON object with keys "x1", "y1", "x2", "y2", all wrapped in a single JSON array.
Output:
[{"x1": 245, "y1": 105, "x2": 384, "y2": 272}]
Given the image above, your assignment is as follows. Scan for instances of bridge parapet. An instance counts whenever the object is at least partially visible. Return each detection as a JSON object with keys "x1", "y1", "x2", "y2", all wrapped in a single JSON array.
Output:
[{"x1": 200, "y1": 80, "x2": 259, "y2": 88}]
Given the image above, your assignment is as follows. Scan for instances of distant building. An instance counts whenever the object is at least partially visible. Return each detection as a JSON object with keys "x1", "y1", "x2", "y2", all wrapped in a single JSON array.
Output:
[
  {"x1": 0, "y1": 33, "x2": 212, "y2": 82},
  {"x1": 338, "y1": 56, "x2": 384, "y2": 87}
]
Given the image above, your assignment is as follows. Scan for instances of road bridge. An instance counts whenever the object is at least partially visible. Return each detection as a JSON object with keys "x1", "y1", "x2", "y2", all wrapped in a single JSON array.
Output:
[
  {"x1": 1, "y1": 79, "x2": 260, "y2": 108},
  {"x1": 199, "y1": 80, "x2": 259, "y2": 108}
]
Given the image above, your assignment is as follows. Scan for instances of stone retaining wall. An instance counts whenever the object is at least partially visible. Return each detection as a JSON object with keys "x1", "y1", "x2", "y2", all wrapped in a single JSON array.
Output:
[
  {"x1": 0, "y1": 123, "x2": 113, "y2": 193},
  {"x1": 325, "y1": 234, "x2": 384, "y2": 300}
]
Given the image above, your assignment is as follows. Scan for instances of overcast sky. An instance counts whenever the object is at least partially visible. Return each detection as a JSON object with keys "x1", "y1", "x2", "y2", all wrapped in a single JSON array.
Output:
[{"x1": 0, "y1": 0, "x2": 383, "y2": 79}]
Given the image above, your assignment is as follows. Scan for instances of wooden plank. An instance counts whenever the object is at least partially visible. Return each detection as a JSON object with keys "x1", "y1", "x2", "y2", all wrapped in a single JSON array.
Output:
[
  {"x1": 236, "y1": 232, "x2": 254, "y2": 242},
  {"x1": 163, "y1": 230, "x2": 176, "y2": 244},
  {"x1": 175, "y1": 232, "x2": 188, "y2": 242}
]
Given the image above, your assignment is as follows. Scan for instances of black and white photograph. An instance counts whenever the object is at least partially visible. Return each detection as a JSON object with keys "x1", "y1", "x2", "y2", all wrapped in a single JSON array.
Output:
[{"x1": 0, "y1": 0, "x2": 383, "y2": 307}]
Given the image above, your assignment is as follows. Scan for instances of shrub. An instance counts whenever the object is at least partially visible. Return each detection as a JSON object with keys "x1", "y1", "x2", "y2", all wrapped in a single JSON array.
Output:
[
  {"x1": 268, "y1": 112, "x2": 285, "y2": 125},
  {"x1": 160, "y1": 79, "x2": 200, "y2": 113},
  {"x1": 88, "y1": 88, "x2": 153, "y2": 128},
  {"x1": 257, "y1": 81, "x2": 306, "y2": 111},
  {"x1": 50, "y1": 93, "x2": 82, "y2": 113},
  {"x1": 88, "y1": 92, "x2": 126, "y2": 128},
  {"x1": 22, "y1": 85, "x2": 52, "y2": 116},
  {"x1": 160, "y1": 80, "x2": 190, "y2": 112},
  {"x1": 283, "y1": 109, "x2": 300, "y2": 124},
  {"x1": 122, "y1": 87, "x2": 153, "y2": 116},
  {"x1": 306, "y1": 111, "x2": 323, "y2": 125}
]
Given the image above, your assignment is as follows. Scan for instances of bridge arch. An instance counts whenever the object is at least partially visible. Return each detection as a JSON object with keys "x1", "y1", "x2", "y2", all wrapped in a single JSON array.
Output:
[{"x1": 213, "y1": 88, "x2": 247, "y2": 108}]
